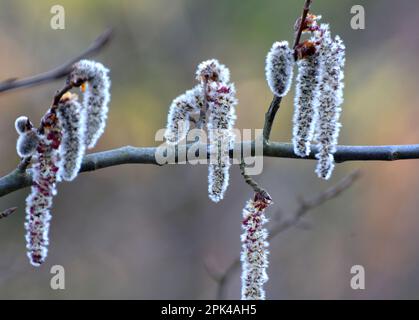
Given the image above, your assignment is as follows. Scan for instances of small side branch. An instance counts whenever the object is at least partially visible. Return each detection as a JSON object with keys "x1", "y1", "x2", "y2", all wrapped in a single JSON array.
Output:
[
  {"x1": 293, "y1": 0, "x2": 313, "y2": 50},
  {"x1": 262, "y1": 96, "x2": 282, "y2": 142},
  {"x1": 240, "y1": 160, "x2": 271, "y2": 200},
  {"x1": 0, "y1": 207, "x2": 17, "y2": 220},
  {"x1": 214, "y1": 169, "x2": 360, "y2": 300},
  {"x1": 0, "y1": 28, "x2": 112, "y2": 94}
]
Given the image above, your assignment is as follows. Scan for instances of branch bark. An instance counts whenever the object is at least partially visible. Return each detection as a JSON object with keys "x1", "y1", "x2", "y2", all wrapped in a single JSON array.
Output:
[{"x1": 1, "y1": 142, "x2": 418, "y2": 198}]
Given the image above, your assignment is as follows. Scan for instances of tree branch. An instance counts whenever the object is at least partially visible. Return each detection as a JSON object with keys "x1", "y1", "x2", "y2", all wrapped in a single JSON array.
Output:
[
  {"x1": 0, "y1": 28, "x2": 113, "y2": 94},
  {"x1": 214, "y1": 169, "x2": 360, "y2": 300},
  {"x1": 1, "y1": 142, "x2": 418, "y2": 198},
  {"x1": 293, "y1": 0, "x2": 313, "y2": 50}
]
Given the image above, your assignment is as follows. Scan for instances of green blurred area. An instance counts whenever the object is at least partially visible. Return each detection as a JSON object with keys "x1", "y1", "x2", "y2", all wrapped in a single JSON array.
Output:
[{"x1": 1, "y1": 0, "x2": 419, "y2": 299}]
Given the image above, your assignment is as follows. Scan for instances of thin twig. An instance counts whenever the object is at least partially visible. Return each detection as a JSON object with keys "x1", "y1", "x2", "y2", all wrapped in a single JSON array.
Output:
[
  {"x1": 0, "y1": 207, "x2": 17, "y2": 220},
  {"x1": 51, "y1": 83, "x2": 75, "y2": 107},
  {"x1": 239, "y1": 160, "x2": 271, "y2": 200},
  {"x1": 293, "y1": 0, "x2": 313, "y2": 50},
  {"x1": 17, "y1": 157, "x2": 32, "y2": 173},
  {"x1": 0, "y1": 28, "x2": 112, "y2": 94},
  {"x1": 197, "y1": 79, "x2": 209, "y2": 130},
  {"x1": 14, "y1": 83, "x2": 79, "y2": 175},
  {"x1": 262, "y1": 95, "x2": 282, "y2": 142},
  {"x1": 215, "y1": 169, "x2": 360, "y2": 300}
]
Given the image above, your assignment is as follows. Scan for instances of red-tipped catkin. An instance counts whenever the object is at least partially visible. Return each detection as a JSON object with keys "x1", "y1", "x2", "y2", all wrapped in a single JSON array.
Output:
[
  {"x1": 25, "y1": 111, "x2": 61, "y2": 267},
  {"x1": 241, "y1": 192, "x2": 272, "y2": 300},
  {"x1": 164, "y1": 85, "x2": 203, "y2": 144},
  {"x1": 15, "y1": 116, "x2": 31, "y2": 134}
]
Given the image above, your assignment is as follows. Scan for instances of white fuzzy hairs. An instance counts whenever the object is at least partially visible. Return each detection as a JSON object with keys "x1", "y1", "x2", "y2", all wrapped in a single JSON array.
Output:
[
  {"x1": 265, "y1": 41, "x2": 295, "y2": 98},
  {"x1": 164, "y1": 86, "x2": 203, "y2": 144},
  {"x1": 241, "y1": 193, "x2": 272, "y2": 300},
  {"x1": 206, "y1": 81, "x2": 237, "y2": 202},
  {"x1": 69, "y1": 60, "x2": 111, "y2": 149}
]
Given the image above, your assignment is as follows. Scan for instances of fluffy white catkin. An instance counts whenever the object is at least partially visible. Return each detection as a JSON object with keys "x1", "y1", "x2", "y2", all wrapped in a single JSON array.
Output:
[
  {"x1": 292, "y1": 46, "x2": 323, "y2": 157},
  {"x1": 164, "y1": 85, "x2": 203, "y2": 144},
  {"x1": 16, "y1": 130, "x2": 39, "y2": 158},
  {"x1": 57, "y1": 95, "x2": 87, "y2": 181},
  {"x1": 25, "y1": 112, "x2": 61, "y2": 267},
  {"x1": 196, "y1": 59, "x2": 230, "y2": 83},
  {"x1": 265, "y1": 41, "x2": 295, "y2": 97},
  {"x1": 207, "y1": 82, "x2": 237, "y2": 203},
  {"x1": 15, "y1": 116, "x2": 39, "y2": 158},
  {"x1": 69, "y1": 60, "x2": 111, "y2": 149},
  {"x1": 315, "y1": 26, "x2": 345, "y2": 180},
  {"x1": 241, "y1": 193, "x2": 272, "y2": 300},
  {"x1": 15, "y1": 116, "x2": 30, "y2": 134}
]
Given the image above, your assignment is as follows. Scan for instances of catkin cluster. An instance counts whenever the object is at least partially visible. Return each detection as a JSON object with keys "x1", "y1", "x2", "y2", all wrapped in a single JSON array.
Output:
[
  {"x1": 265, "y1": 15, "x2": 345, "y2": 179},
  {"x1": 164, "y1": 59, "x2": 237, "y2": 202},
  {"x1": 15, "y1": 60, "x2": 111, "y2": 266},
  {"x1": 241, "y1": 192, "x2": 272, "y2": 300}
]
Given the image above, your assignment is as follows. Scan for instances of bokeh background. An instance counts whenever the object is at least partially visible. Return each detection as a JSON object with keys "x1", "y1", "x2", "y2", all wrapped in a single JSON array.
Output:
[{"x1": 1, "y1": 0, "x2": 419, "y2": 299}]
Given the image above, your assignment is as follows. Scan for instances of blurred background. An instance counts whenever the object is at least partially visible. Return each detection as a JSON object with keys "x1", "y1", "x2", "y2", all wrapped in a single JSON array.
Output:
[{"x1": 1, "y1": 0, "x2": 419, "y2": 299}]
